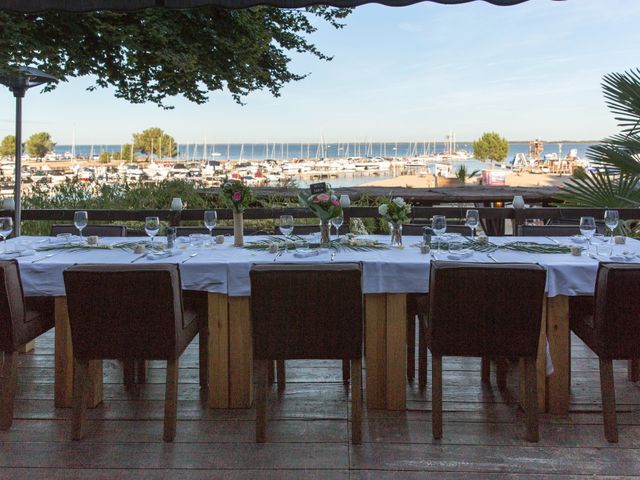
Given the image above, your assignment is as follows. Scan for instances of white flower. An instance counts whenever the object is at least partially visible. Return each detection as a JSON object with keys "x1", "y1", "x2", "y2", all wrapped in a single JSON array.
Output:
[
  {"x1": 378, "y1": 204, "x2": 389, "y2": 215},
  {"x1": 393, "y1": 197, "x2": 405, "y2": 207}
]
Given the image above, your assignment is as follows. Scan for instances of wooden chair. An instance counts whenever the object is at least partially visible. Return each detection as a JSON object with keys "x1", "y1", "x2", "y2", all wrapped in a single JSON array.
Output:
[
  {"x1": 570, "y1": 263, "x2": 640, "y2": 442},
  {"x1": 63, "y1": 264, "x2": 204, "y2": 442},
  {"x1": 50, "y1": 224, "x2": 127, "y2": 237},
  {"x1": 250, "y1": 263, "x2": 363, "y2": 444},
  {"x1": 427, "y1": 261, "x2": 546, "y2": 442},
  {"x1": 402, "y1": 223, "x2": 472, "y2": 386},
  {"x1": 0, "y1": 260, "x2": 55, "y2": 430}
]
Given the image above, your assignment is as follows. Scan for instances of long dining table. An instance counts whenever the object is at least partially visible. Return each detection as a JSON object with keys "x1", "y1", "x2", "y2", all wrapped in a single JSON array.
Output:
[{"x1": 6, "y1": 233, "x2": 637, "y2": 413}]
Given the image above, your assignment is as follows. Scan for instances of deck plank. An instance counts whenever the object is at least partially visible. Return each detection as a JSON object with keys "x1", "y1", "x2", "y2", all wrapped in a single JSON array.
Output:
[{"x1": 1, "y1": 329, "x2": 640, "y2": 477}]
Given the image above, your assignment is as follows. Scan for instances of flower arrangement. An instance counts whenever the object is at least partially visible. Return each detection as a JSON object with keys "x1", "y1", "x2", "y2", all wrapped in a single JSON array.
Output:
[
  {"x1": 221, "y1": 177, "x2": 252, "y2": 212},
  {"x1": 298, "y1": 188, "x2": 342, "y2": 221},
  {"x1": 378, "y1": 197, "x2": 412, "y2": 225}
]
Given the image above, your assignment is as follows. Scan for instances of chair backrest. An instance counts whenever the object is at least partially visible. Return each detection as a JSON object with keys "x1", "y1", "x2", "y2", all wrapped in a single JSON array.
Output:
[
  {"x1": 0, "y1": 260, "x2": 26, "y2": 351},
  {"x1": 63, "y1": 264, "x2": 184, "y2": 360},
  {"x1": 403, "y1": 224, "x2": 471, "y2": 236},
  {"x1": 593, "y1": 263, "x2": 640, "y2": 358},
  {"x1": 50, "y1": 224, "x2": 127, "y2": 237},
  {"x1": 517, "y1": 224, "x2": 580, "y2": 237},
  {"x1": 428, "y1": 261, "x2": 546, "y2": 358},
  {"x1": 250, "y1": 263, "x2": 363, "y2": 360}
]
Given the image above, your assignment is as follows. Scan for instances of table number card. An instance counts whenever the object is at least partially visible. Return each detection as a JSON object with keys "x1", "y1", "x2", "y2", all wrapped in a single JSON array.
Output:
[{"x1": 310, "y1": 182, "x2": 328, "y2": 195}]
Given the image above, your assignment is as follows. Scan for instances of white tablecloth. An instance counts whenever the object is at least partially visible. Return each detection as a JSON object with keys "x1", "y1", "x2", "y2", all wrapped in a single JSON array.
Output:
[{"x1": 5, "y1": 235, "x2": 638, "y2": 298}]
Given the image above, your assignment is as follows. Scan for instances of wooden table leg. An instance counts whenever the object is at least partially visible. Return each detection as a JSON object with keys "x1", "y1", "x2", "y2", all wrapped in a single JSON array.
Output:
[
  {"x1": 385, "y1": 293, "x2": 406, "y2": 411},
  {"x1": 228, "y1": 297, "x2": 252, "y2": 408},
  {"x1": 207, "y1": 293, "x2": 229, "y2": 408},
  {"x1": 546, "y1": 295, "x2": 570, "y2": 415},
  {"x1": 54, "y1": 297, "x2": 102, "y2": 408},
  {"x1": 365, "y1": 294, "x2": 386, "y2": 409}
]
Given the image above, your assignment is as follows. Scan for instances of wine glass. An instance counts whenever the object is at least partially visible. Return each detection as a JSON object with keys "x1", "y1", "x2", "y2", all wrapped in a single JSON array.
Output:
[
  {"x1": 74, "y1": 211, "x2": 88, "y2": 238},
  {"x1": 279, "y1": 215, "x2": 294, "y2": 253},
  {"x1": 331, "y1": 211, "x2": 344, "y2": 240},
  {"x1": 145, "y1": 216, "x2": 160, "y2": 244},
  {"x1": 204, "y1": 210, "x2": 217, "y2": 237},
  {"x1": 465, "y1": 209, "x2": 480, "y2": 238},
  {"x1": 604, "y1": 210, "x2": 619, "y2": 244},
  {"x1": 579, "y1": 216, "x2": 596, "y2": 253},
  {"x1": 432, "y1": 215, "x2": 447, "y2": 253},
  {"x1": 0, "y1": 217, "x2": 13, "y2": 253}
]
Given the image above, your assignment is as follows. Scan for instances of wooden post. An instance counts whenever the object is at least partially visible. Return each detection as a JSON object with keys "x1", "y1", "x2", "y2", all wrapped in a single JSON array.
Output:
[
  {"x1": 546, "y1": 295, "x2": 569, "y2": 415},
  {"x1": 229, "y1": 297, "x2": 253, "y2": 408},
  {"x1": 599, "y1": 359, "x2": 618, "y2": 443},
  {"x1": 365, "y1": 294, "x2": 386, "y2": 409},
  {"x1": 208, "y1": 293, "x2": 229, "y2": 408},
  {"x1": 385, "y1": 293, "x2": 406, "y2": 410}
]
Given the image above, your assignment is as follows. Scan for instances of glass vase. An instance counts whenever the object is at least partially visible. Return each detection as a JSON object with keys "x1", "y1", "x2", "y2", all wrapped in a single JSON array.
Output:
[
  {"x1": 389, "y1": 222, "x2": 403, "y2": 247},
  {"x1": 320, "y1": 219, "x2": 331, "y2": 246},
  {"x1": 233, "y1": 211, "x2": 244, "y2": 247}
]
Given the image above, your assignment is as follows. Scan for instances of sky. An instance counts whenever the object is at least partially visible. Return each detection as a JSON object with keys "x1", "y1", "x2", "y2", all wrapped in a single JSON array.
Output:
[{"x1": 1, "y1": 0, "x2": 639, "y2": 145}]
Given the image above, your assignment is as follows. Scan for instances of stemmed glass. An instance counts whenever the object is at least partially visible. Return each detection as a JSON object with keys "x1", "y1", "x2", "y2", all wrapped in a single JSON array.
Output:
[
  {"x1": 74, "y1": 211, "x2": 88, "y2": 238},
  {"x1": 145, "y1": 216, "x2": 160, "y2": 244},
  {"x1": 579, "y1": 216, "x2": 597, "y2": 254},
  {"x1": 331, "y1": 211, "x2": 344, "y2": 240},
  {"x1": 204, "y1": 210, "x2": 217, "y2": 237},
  {"x1": 432, "y1": 215, "x2": 447, "y2": 253},
  {"x1": 465, "y1": 209, "x2": 480, "y2": 238},
  {"x1": 604, "y1": 210, "x2": 619, "y2": 245},
  {"x1": 0, "y1": 217, "x2": 13, "y2": 254},
  {"x1": 279, "y1": 215, "x2": 294, "y2": 253}
]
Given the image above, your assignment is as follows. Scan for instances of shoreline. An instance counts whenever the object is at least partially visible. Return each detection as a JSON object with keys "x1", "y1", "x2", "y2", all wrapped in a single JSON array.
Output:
[{"x1": 358, "y1": 171, "x2": 571, "y2": 189}]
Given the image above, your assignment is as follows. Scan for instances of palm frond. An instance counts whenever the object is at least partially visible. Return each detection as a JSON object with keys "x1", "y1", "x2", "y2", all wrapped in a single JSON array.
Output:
[{"x1": 602, "y1": 69, "x2": 640, "y2": 136}]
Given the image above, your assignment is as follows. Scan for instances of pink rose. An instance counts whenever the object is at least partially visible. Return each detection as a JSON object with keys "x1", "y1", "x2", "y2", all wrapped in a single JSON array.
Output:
[
  {"x1": 316, "y1": 193, "x2": 330, "y2": 202},
  {"x1": 331, "y1": 199, "x2": 339, "y2": 206},
  {"x1": 232, "y1": 192, "x2": 242, "y2": 202}
]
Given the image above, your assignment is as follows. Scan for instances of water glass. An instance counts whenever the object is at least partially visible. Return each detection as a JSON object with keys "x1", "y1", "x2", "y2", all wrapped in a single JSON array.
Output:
[
  {"x1": 432, "y1": 215, "x2": 447, "y2": 252},
  {"x1": 579, "y1": 216, "x2": 596, "y2": 252},
  {"x1": 74, "y1": 211, "x2": 88, "y2": 238},
  {"x1": 465, "y1": 209, "x2": 479, "y2": 238},
  {"x1": 145, "y1": 216, "x2": 160, "y2": 244},
  {"x1": 0, "y1": 217, "x2": 13, "y2": 253},
  {"x1": 604, "y1": 210, "x2": 619, "y2": 243},
  {"x1": 279, "y1": 215, "x2": 294, "y2": 253},
  {"x1": 204, "y1": 210, "x2": 217, "y2": 237},
  {"x1": 331, "y1": 211, "x2": 344, "y2": 239}
]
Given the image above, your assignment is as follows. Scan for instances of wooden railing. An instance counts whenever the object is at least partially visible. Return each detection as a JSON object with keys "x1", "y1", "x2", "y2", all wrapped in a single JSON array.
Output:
[{"x1": 4, "y1": 206, "x2": 639, "y2": 236}]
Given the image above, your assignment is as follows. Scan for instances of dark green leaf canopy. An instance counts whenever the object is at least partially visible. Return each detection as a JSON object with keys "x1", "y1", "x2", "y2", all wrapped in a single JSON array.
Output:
[{"x1": 0, "y1": 0, "x2": 562, "y2": 13}]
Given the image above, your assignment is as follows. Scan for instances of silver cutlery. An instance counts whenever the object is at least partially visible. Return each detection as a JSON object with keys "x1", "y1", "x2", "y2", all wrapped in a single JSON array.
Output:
[
  {"x1": 330, "y1": 251, "x2": 336, "y2": 262},
  {"x1": 31, "y1": 252, "x2": 60, "y2": 263},
  {"x1": 181, "y1": 252, "x2": 198, "y2": 264},
  {"x1": 487, "y1": 253, "x2": 498, "y2": 263},
  {"x1": 431, "y1": 252, "x2": 439, "y2": 261},
  {"x1": 131, "y1": 253, "x2": 148, "y2": 263},
  {"x1": 273, "y1": 250, "x2": 283, "y2": 262},
  {"x1": 546, "y1": 236, "x2": 560, "y2": 245}
]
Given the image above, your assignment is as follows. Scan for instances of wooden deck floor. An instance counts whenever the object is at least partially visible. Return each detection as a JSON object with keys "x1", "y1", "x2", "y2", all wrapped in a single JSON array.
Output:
[{"x1": 2, "y1": 329, "x2": 640, "y2": 479}]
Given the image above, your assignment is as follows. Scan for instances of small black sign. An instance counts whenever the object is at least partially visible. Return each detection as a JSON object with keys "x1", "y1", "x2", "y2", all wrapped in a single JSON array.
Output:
[{"x1": 310, "y1": 182, "x2": 328, "y2": 195}]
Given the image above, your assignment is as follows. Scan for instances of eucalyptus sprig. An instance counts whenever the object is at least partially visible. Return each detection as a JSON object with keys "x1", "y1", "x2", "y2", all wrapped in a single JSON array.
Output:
[
  {"x1": 436, "y1": 239, "x2": 571, "y2": 254},
  {"x1": 244, "y1": 234, "x2": 388, "y2": 252}
]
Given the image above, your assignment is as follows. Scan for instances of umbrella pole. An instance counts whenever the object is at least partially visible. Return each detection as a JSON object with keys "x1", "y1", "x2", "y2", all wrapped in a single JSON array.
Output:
[{"x1": 13, "y1": 93, "x2": 23, "y2": 237}]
